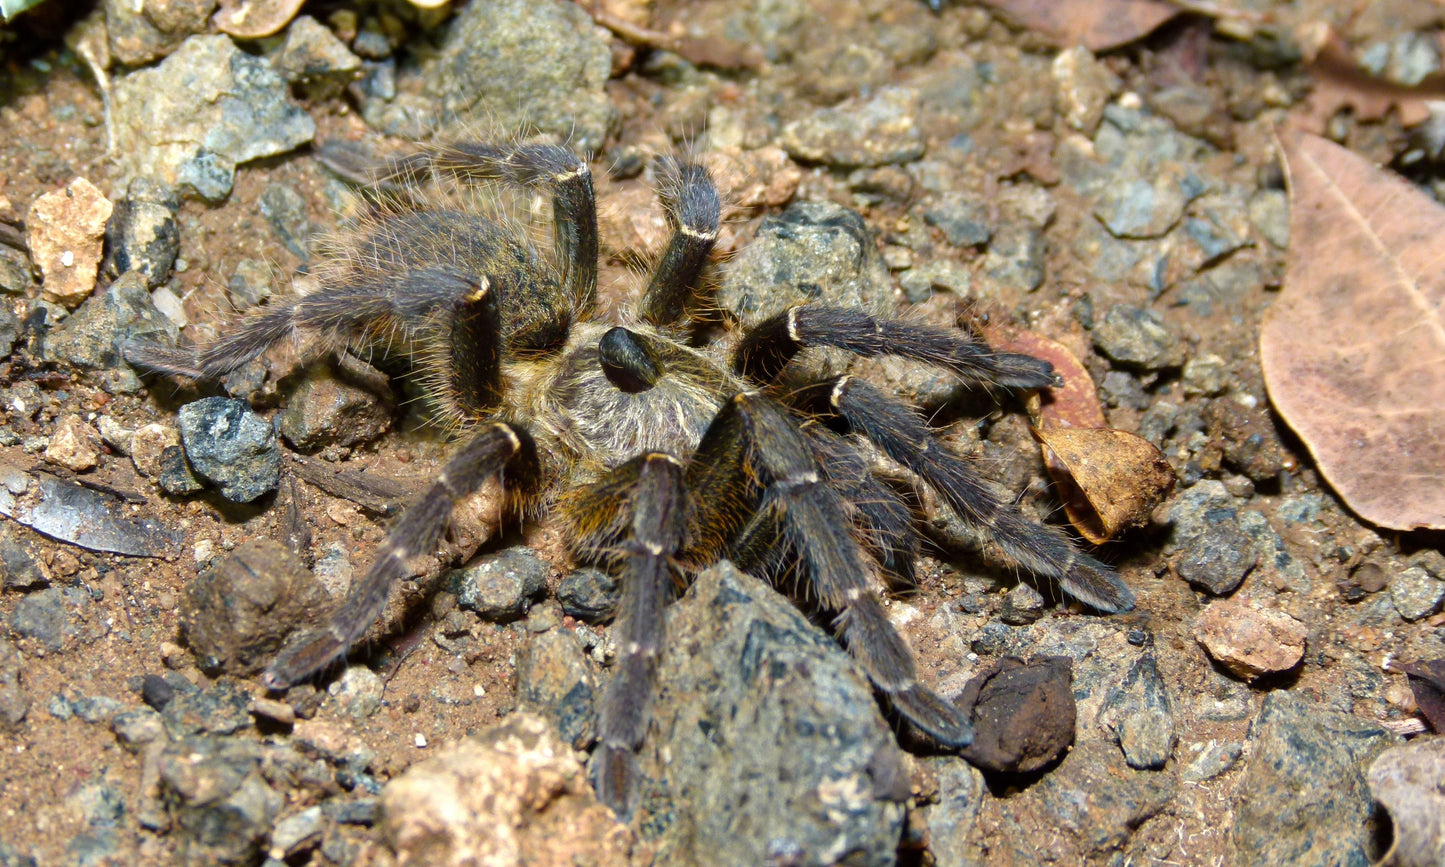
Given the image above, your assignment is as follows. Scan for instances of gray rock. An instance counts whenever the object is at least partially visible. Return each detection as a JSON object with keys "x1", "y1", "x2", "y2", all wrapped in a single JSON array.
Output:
[
  {"x1": 258, "y1": 183, "x2": 319, "y2": 263},
  {"x1": 1233, "y1": 691, "x2": 1397, "y2": 867},
  {"x1": 269, "y1": 805, "x2": 325, "y2": 860},
  {"x1": 65, "y1": 829, "x2": 122, "y2": 867},
  {"x1": 1093, "y1": 175, "x2": 1191, "y2": 239},
  {"x1": 0, "y1": 301, "x2": 18, "y2": 361},
  {"x1": 1184, "y1": 213, "x2": 1246, "y2": 263},
  {"x1": 451, "y1": 547, "x2": 549, "y2": 622},
  {"x1": 516, "y1": 629, "x2": 596, "y2": 749},
  {"x1": 158, "y1": 445, "x2": 206, "y2": 496},
  {"x1": 112, "y1": 35, "x2": 316, "y2": 201},
  {"x1": 1099, "y1": 653, "x2": 1175, "y2": 770},
  {"x1": 161, "y1": 682, "x2": 253, "y2": 738},
  {"x1": 181, "y1": 539, "x2": 328, "y2": 675},
  {"x1": 272, "y1": 16, "x2": 362, "y2": 98},
  {"x1": 897, "y1": 259, "x2": 970, "y2": 303},
  {"x1": 556, "y1": 567, "x2": 619, "y2": 623},
  {"x1": 1092, "y1": 303, "x2": 1181, "y2": 369},
  {"x1": 0, "y1": 527, "x2": 44, "y2": 591},
  {"x1": 979, "y1": 225, "x2": 1047, "y2": 292},
  {"x1": 1249, "y1": 188, "x2": 1290, "y2": 249},
  {"x1": 226, "y1": 259, "x2": 273, "y2": 311},
  {"x1": 635, "y1": 562, "x2": 906, "y2": 867},
  {"x1": 104, "y1": 176, "x2": 180, "y2": 290},
  {"x1": 177, "y1": 397, "x2": 281, "y2": 503},
  {"x1": 1175, "y1": 517, "x2": 1257, "y2": 595},
  {"x1": 103, "y1": 0, "x2": 213, "y2": 66},
  {"x1": 424, "y1": 0, "x2": 614, "y2": 153},
  {"x1": 159, "y1": 735, "x2": 282, "y2": 866},
  {"x1": 112, "y1": 707, "x2": 166, "y2": 751},
  {"x1": 0, "y1": 638, "x2": 28, "y2": 732},
  {"x1": 72, "y1": 695, "x2": 125, "y2": 724},
  {"x1": 67, "y1": 781, "x2": 126, "y2": 828},
  {"x1": 45, "y1": 271, "x2": 180, "y2": 371},
  {"x1": 1182, "y1": 739, "x2": 1243, "y2": 783},
  {"x1": 1181, "y1": 352, "x2": 1229, "y2": 395},
  {"x1": 9, "y1": 587, "x2": 79, "y2": 651},
  {"x1": 1390, "y1": 566, "x2": 1445, "y2": 621},
  {"x1": 920, "y1": 758, "x2": 987, "y2": 867},
  {"x1": 717, "y1": 200, "x2": 894, "y2": 330},
  {"x1": 278, "y1": 366, "x2": 391, "y2": 452},
  {"x1": 1238, "y1": 510, "x2": 1310, "y2": 593},
  {"x1": 998, "y1": 582, "x2": 1046, "y2": 625},
  {"x1": 781, "y1": 87, "x2": 924, "y2": 168},
  {"x1": 327, "y1": 667, "x2": 384, "y2": 720},
  {"x1": 923, "y1": 194, "x2": 993, "y2": 247},
  {"x1": 0, "y1": 253, "x2": 32, "y2": 296}
]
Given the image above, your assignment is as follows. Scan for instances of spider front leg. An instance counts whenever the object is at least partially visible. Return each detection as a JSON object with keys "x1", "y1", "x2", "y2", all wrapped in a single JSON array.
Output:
[
  {"x1": 797, "y1": 375, "x2": 1134, "y2": 613},
  {"x1": 688, "y1": 393, "x2": 975, "y2": 748},
  {"x1": 264, "y1": 422, "x2": 539, "y2": 689},
  {"x1": 562, "y1": 453, "x2": 687, "y2": 814},
  {"x1": 639, "y1": 159, "x2": 720, "y2": 327}
]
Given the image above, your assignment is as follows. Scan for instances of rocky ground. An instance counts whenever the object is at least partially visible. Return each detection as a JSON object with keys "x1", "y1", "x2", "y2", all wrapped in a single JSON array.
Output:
[{"x1": 0, "y1": 0, "x2": 1443, "y2": 864}]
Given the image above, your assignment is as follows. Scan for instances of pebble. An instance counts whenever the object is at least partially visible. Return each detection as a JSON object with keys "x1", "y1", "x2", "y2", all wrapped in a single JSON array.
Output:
[
  {"x1": 897, "y1": 259, "x2": 970, "y2": 303},
  {"x1": 556, "y1": 566, "x2": 619, "y2": 623},
  {"x1": 1174, "y1": 519, "x2": 1257, "y2": 595},
  {"x1": 129, "y1": 423, "x2": 180, "y2": 481},
  {"x1": 327, "y1": 667, "x2": 385, "y2": 720},
  {"x1": 0, "y1": 527, "x2": 45, "y2": 591},
  {"x1": 111, "y1": 707, "x2": 166, "y2": 752},
  {"x1": 112, "y1": 35, "x2": 315, "y2": 201},
  {"x1": 1181, "y1": 352, "x2": 1229, "y2": 395},
  {"x1": 258, "y1": 183, "x2": 319, "y2": 263},
  {"x1": 177, "y1": 397, "x2": 282, "y2": 503},
  {"x1": 423, "y1": 0, "x2": 614, "y2": 153},
  {"x1": 382, "y1": 713, "x2": 629, "y2": 867},
  {"x1": 158, "y1": 445, "x2": 206, "y2": 496},
  {"x1": 104, "y1": 176, "x2": 180, "y2": 290},
  {"x1": 1093, "y1": 173, "x2": 1192, "y2": 239},
  {"x1": 1389, "y1": 566, "x2": 1445, "y2": 621},
  {"x1": 161, "y1": 682, "x2": 253, "y2": 738},
  {"x1": 1232, "y1": 691, "x2": 1396, "y2": 866},
  {"x1": 451, "y1": 546, "x2": 549, "y2": 622},
  {"x1": 277, "y1": 367, "x2": 392, "y2": 452},
  {"x1": 159, "y1": 735, "x2": 282, "y2": 865},
  {"x1": 1181, "y1": 739, "x2": 1243, "y2": 783},
  {"x1": 181, "y1": 539, "x2": 329, "y2": 675},
  {"x1": 635, "y1": 562, "x2": 906, "y2": 866},
  {"x1": 515, "y1": 629, "x2": 596, "y2": 749},
  {"x1": 9, "y1": 587, "x2": 79, "y2": 652},
  {"x1": 922, "y1": 193, "x2": 993, "y2": 247},
  {"x1": 72, "y1": 695, "x2": 125, "y2": 724},
  {"x1": 24, "y1": 178, "x2": 113, "y2": 310},
  {"x1": 1052, "y1": 46, "x2": 1118, "y2": 135},
  {"x1": 1091, "y1": 303, "x2": 1182, "y2": 369},
  {"x1": 44, "y1": 414, "x2": 102, "y2": 472},
  {"x1": 919, "y1": 758, "x2": 987, "y2": 867},
  {"x1": 716, "y1": 200, "x2": 894, "y2": 329},
  {"x1": 104, "y1": 0, "x2": 211, "y2": 65},
  {"x1": 0, "y1": 638, "x2": 29, "y2": 732},
  {"x1": 958, "y1": 656, "x2": 1075, "y2": 774},
  {"x1": 1099, "y1": 653, "x2": 1175, "y2": 770},
  {"x1": 1193, "y1": 597, "x2": 1307, "y2": 680},
  {"x1": 998, "y1": 583, "x2": 1046, "y2": 625},
  {"x1": 44, "y1": 270, "x2": 178, "y2": 372},
  {"x1": 780, "y1": 86, "x2": 924, "y2": 167},
  {"x1": 979, "y1": 225, "x2": 1047, "y2": 292},
  {"x1": 268, "y1": 805, "x2": 325, "y2": 861},
  {"x1": 272, "y1": 16, "x2": 362, "y2": 98},
  {"x1": 1248, "y1": 188, "x2": 1290, "y2": 249}
]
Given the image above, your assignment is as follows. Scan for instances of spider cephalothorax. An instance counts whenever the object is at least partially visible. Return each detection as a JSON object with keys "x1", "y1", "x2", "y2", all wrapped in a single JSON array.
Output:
[{"x1": 126, "y1": 140, "x2": 1133, "y2": 810}]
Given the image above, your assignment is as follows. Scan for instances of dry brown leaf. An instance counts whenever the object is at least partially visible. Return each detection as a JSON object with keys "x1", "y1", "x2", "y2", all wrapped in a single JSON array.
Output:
[
  {"x1": 1260, "y1": 133, "x2": 1445, "y2": 531},
  {"x1": 1034, "y1": 426, "x2": 1176, "y2": 544},
  {"x1": 213, "y1": 0, "x2": 305, "y2": 39},
  {"x1": 997, "y1": 330, "x2": 1174, "y2": 542},
  {"x1": 977, "y1": 0, "x2": 1180, "y2": 52},
  {"x1": 1294, "y1": 32, "x2": 1445, "y2": 132}
]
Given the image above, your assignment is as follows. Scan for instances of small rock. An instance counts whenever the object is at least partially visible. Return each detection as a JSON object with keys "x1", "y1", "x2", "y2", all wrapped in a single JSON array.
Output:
[
  {"x1": 104, "y1": 176, "x2": 180, "y2": 290},
  {"x1": 9, "y1": 587, "x2": 78, "y2": 652},
  {"x1": 1184, "y1": 212, "x2": 1246, "y2": 264},
  {"x1": 556, "y1": 567, "x2": 619, "y2": 623},
  {"x1": 1175, "y1": 519, "x2": 1257, "y2": 595},
  {"x1": 919, "y1": 758, "x2": 987, "y2": 867},
  {"x1": 1233, "y1": 691, "x2": 1396, "y2": 866},
  {"x1": 278, "y1": 366, "x2": 391, "y2": 452},
  {"x1": 1204, "y1": 398, "x2": 1288, "y2": 484},
  {"x1": 268, "y1": 806, "x2": 325, "y2": 861},
  {"x1": 259, "y1": 183, "x2": 319, "y2": 263},
  {"x1": 516, "y1": 629, "x2": 596, "y2": 749},
  {"x1": 781, "y1": 87, "x2": 924, "y2": 167},
  {"x1": 897, "y1": 259, "x2": 971, "y2": 303},
  {"x1": 72, "y1": 695, "x2": 125, "y2": 724},
  {"x1": 0, "y1": 528, "x2": 46, "y2": 591},
  {"x1": 158, "y1": 445, "x2": 206, "y2": 496},
  {"x1": 1193, "y1": 597, "x2": 1306, "y2": 680},
  {"x1": 922, "y1": 193, "x2": 993, "y2": 247},
  {"x1": 130, "y1": 423, "x2": 180, "y2": 481},
  {"x1": 1099, "y1": 653, "x2": 1175, "y2": 770},
  {"x1": 103, "y1": 0, "x2": 212, "y2": 65},
  {"x1": 1093, "y1": 173, "x2": 1192, "y2": 239},
  {"x1": 159, "y1": 735, "x2": 282, "y2": 866},
  {"x1": 1052, "y1": 46, "x2": 1118, "y2": 135},
  {"x1": 227, "y1": 259, "x2": 274, "y2": 310},
  {"x1": 25, "y1": 178, "x2": 113, "y2": 309},
  {"x1": 112, "y1": 707, "x2": 166, "y2": 751},
  {"x1": 44, "y1": 414, "x2": 102, "y2": 472},
  {"x1": 1092, "y1": 303, "x2": 1182, "y2": 369},
  {"x1": 177, "y1": 397, "x2": 281, "y2": 503},
  {"x1": 1181, "y1": 740, "x2": 1243, "y2": 783},
  {"x1": 45, "y1": 270, "x2": 180, "y2": 371},
  {"x1": 181, "y1": 539, "x2": 328, "y2": 675},
  {"x1": 958, "y1": 656, "x2": 1075, "y2": 774},
  {"x1": 1248, "y1": 188, "x2": 1289, "y2": 249},
  {"x1": 327, "y1": 667, "x2": 384, "y2": 720},
  {"x1": 1389, "y1": 566, "x2": 1445, "y2": 621},
  {"x1": 451, "y1": 547, "x2": 549, "y2": 622},
  {"x1": 161, "y1": 682, "x2": 254, "y2": 738},
  {"x1": 382, "y1": 713, "x2": 630, "y2": 867},
  {"x1": 0, "y1": 638, "x2": 29, "y2": 732},
  {"x1": 272, "y1": 16, "x2": 362, "y2": 98},
  {"x1": 979, "y1": 225, "x2": 1047, "y2": 292},
  {"x1": 1181, "y1": 352, "x2": 1229, "y2": 395},
  {"x1": 998, "y1": 583, "x2": 1046, "y2": 625}
]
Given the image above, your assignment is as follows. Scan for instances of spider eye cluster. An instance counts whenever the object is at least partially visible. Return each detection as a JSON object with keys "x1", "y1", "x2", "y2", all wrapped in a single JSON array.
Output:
[{"x1": 599, "y1": 327, "x2": 662, "y2": 393}]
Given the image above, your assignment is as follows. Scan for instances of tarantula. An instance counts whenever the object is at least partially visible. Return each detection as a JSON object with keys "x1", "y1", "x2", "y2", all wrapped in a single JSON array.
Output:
[{"x1": 125, "y1": 141, "x2": 1133, "y2": 809}]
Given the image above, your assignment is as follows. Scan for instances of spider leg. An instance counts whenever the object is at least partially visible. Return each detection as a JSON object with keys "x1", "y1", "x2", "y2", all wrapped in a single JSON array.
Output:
[
  {"x1": 565, "y1": 453, "x2": 687, "y2": 814},
  {"x1": 804, "y1": 423, "x2": 919, "y2": 588},
  {"x1": 733, "y1": 304, "x2": 1058, "y2": 388},
  {"x1": 688, "y1": 393, "x2": 975, "y2": 747},
  {"x1": 639, "y1": 159, "x2": 720, "y2": 327},
  {"x1": 263, "y1": 421, "x2": 538, "y2": 689},
  {"x1": 798, "y1": 375, "x2": 1135, "y2": 613},
  {"x1": 366, "y1": 142, "x2": 599, "y2": 315}
]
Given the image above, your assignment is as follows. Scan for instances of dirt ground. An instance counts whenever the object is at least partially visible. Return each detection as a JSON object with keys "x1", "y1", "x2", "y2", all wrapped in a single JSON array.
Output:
[{"x1": 0, "y1": 0, "x2": 1443, "y2": 865}]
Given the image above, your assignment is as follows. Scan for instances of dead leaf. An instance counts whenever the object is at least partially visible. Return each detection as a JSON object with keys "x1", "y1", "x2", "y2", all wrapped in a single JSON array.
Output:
[
  {"x1": 1034, "y1": 427, "x2": 1176, "y2": 544},
  {"x1": 1399, "y1": 658, "x2": 1445, "y2": 732},
  {"x1": 977, "y1": 0, "x2": 1180, "y2": 52},
  {"x1": 1368, "y1": 739, "x2": 1445, "y2": 867},
  {"x1": 1294, "y1": 31, "x2": 1445, "y2": 132},
  {"x1": 1000, "y1": 330, "x2": 1107, "y2": 429},
  {"x1": 213, "y1": 0, "x2": 305, "y2": 39},
  {"x1": 1260, "y1": 133, "x2": 1445, "y2": 531}
]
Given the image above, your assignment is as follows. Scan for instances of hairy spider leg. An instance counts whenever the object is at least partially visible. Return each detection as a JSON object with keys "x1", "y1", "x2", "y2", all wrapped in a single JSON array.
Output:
[
  {"x1": 640, "y1": 160, "x2": 720, "y2": 327},
  {"x1": 799, "y1": 375, "x2": 1135, "y2": 613},
  {"x1": 689, "y1": 392, "x2": 976, "y2": 748},
  {"x1": 734, "y1": 304, "x2": 1060, "y2": 389},
  {"x1": 263, "y1": 422, "x2": 538, "y2": 689}
]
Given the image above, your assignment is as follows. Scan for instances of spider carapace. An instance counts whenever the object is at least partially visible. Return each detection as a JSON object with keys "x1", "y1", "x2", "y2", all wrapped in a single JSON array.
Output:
[{"x1": 126, "y1": 141, "x2": 1133, "y2": 810}]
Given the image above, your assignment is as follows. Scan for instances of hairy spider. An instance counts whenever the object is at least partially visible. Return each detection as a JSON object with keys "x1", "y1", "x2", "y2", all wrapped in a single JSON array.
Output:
[{"x1": 125, "y1": 141, "x2": 1133, "y2": 810}]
